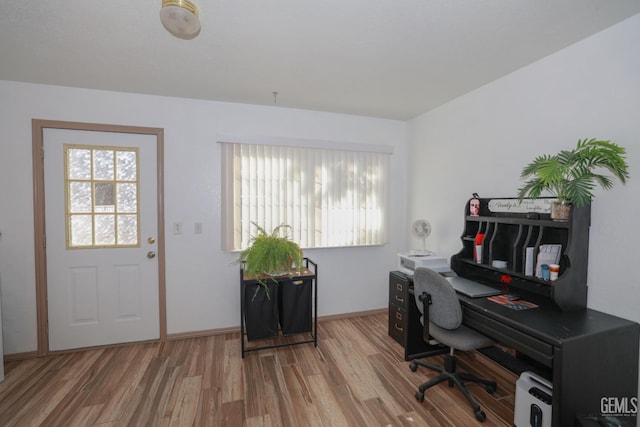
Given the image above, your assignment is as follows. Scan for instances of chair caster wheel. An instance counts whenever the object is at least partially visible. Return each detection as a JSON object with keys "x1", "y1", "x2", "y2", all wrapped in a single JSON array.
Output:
[
  {"x1": 486, "y1": 383, "x2": 497, "y2": 394},
  {"x1": 415, "y1": 391, "x2": 424, "y2": 402},
  {"x1": 409, "y1": 363, "x2": 418, "y2": 372},
  {"x1": 474, "y1": 410, "x2": 486, "y2": 422},
  {"x1": 447, "y1": 379, "x2": 454, "y2": 387}
]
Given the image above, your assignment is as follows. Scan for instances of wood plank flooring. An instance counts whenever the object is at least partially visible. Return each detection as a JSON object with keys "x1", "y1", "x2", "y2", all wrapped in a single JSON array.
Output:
[{"x1": 0, "y1": 313, "x2": 517, "y2": 426}]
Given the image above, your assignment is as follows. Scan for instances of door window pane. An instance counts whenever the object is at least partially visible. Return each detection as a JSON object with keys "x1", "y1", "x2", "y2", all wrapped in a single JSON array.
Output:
[
  {"x1": 93, "y1": 150, "x2": 115, "y2": 180},
  {"x1": 95, "y1": 182, "x2": 115, "y2": 213},
  {"x1": 70, "y1": 215, "x2": 93, "y2": 246},
  {"x1": 65, "y1": 144, "x2": 139, "y2": 248},
  {"x1": 69, "y1": 182, "x2": 92, "y2": 213},
  {"x1": 95, "y1": 215, "x2": 116, "y2": 245},
  {"x1": 68, "y1": 148, "x2": 92, "y2": 179},
  {"x1": 117, "y1": 183, "x2": 137, "y2": 213},
  {"x1": 117, "y1": 215, "x2": 138, "y2": 245},
  {"x1": 117, "y1": 151, "x2": 137, "y2": 181}
]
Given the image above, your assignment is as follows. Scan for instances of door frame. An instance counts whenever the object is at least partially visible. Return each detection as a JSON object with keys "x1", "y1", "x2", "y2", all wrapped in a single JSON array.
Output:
[{"x1": 32, "y1": 119, "x2": 167, "y2": 356}]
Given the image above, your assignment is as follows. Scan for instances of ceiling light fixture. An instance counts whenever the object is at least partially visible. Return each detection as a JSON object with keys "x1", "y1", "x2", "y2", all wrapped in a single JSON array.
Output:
[{"x1": 160, "y1": 0, "x2": 201, "y2": 40}]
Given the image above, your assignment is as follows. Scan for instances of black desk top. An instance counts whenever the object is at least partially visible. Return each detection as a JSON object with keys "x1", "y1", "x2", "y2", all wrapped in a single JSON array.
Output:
[{"x1": 459, "y1": 293, "x2": 639, "y2": 347}]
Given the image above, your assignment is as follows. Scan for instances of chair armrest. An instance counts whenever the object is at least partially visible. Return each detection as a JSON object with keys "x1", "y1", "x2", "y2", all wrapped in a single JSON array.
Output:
[{"x1": 419, "y1": 291, "x2": 431, "y2": 343}]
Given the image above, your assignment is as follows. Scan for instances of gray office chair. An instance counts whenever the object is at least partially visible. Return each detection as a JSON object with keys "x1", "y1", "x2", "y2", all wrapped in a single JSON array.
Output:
[{"x1": 409, "y1": 267, "x2": 497, "y2": 422}]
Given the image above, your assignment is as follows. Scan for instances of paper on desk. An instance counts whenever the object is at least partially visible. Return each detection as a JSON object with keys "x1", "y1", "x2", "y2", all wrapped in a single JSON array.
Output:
[
  {"x1": 524, "y1": 247, "x2": 534, "y2": 276},
  {"x1": 535, "y1": 244, "x2": 561, "y2": 278}
]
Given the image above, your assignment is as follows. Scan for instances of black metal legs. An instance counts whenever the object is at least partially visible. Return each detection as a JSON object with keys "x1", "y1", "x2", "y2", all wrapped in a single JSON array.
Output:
[{"x1": 410, "y1": 352, "x2": 497, "y2": 422}]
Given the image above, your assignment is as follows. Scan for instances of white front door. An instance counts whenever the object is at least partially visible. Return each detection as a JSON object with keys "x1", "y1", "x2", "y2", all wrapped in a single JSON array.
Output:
[{"x1": 43, "y1": 128, "x2": 160, "y2": 351}]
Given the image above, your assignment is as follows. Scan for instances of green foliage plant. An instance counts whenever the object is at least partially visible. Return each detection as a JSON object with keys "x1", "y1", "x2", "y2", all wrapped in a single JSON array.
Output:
[
  {"x1": 517, "y1": 138, "x2": 629, "y2": 208},
  {"x1": 238, "y1": 223, "x2": 303, "y2": 299}
]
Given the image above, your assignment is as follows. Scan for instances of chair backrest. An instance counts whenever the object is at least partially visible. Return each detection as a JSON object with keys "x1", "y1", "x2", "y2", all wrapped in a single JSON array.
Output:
[{"x1": 413, "y1": 267, "x2": 463, "y2": 330}]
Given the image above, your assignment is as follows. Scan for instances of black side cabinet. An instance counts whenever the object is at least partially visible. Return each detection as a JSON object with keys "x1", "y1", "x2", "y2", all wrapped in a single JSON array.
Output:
[{"x1": 388, "y1": 271, "x2": 447, "y2": 360}]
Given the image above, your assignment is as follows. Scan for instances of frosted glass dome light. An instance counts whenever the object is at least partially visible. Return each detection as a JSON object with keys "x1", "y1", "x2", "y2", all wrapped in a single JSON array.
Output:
[{"x1": 160, "y1": 0, "x2": 201, "y2": 40}]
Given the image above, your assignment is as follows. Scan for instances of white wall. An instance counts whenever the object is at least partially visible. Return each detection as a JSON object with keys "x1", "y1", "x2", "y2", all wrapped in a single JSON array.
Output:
[
  {"x1": 0, "y1": 81, "x2": 408, "y2": 354},
  {"x1": 407, "y1": 13, "x2": 640, "y2": 323}
]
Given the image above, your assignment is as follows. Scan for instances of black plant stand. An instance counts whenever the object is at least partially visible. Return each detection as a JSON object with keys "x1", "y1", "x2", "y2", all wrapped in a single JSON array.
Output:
[{"x1": 240, "y1": 258, "x2": 317, "y2": 358}]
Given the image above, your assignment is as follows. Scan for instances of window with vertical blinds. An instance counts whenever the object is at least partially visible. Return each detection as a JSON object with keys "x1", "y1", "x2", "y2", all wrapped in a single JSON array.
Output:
[{"x1": 221, "y1": 141, "x2": 389, "y2": 250}]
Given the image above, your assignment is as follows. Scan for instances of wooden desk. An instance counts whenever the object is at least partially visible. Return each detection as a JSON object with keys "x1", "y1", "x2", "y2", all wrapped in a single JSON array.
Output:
[{"x1": 397, "y1": 272, "x2": 639, "y2": 427}]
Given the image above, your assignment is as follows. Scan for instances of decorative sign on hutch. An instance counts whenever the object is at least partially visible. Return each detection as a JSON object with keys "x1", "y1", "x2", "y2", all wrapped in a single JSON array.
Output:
[{"x1": 487, "y1": 198, "x2": 553, "y2": 214}]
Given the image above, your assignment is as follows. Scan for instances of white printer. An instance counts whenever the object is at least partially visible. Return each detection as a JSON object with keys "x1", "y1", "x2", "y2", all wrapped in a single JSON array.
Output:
[{"x1": 397, "y1": 251, "x2": 451, "y2": 276}]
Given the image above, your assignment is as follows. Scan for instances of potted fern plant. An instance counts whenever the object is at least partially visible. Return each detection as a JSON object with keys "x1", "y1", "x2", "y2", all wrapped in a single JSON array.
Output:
[
  {"x1": 238, "y1": 223, "x2": 304, "y2": 341},
  {"x1": 517, "y1": 138, "x2": 629, "y2": 220},
  {"x1": 239, "y1": 223, "x2": 303, "y2": 280}
]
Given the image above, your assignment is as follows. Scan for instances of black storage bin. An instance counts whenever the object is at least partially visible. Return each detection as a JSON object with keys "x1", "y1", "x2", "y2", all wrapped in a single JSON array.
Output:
[
  {"x1": 278, "y1": 278, "x2": 312, "y2": 335},
  {"x1": 244, "y1": 281, "x2": 279, "y2": 341}
]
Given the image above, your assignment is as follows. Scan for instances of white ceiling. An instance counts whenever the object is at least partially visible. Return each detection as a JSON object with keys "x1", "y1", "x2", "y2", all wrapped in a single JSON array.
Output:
[{"x1": 1, "y1": 1, "x2": 639, "y2": 120}]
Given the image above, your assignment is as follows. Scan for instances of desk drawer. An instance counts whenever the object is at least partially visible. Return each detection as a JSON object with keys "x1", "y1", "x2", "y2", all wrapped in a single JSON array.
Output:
[
  {"x1": 389, "y1": 279, "x2": 408, "y2": 306},
  {"x1": 388, "y1": 303, "x2": 406, "y2": 345},
  {"x1": 464, "y1": 308, "x2": 554, "y2": 367}
]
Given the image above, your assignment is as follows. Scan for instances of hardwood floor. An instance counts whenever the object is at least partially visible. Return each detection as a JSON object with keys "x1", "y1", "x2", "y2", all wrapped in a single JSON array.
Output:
[{"x1": 0, "y1": 313, "x2": 517, "y2": 426}]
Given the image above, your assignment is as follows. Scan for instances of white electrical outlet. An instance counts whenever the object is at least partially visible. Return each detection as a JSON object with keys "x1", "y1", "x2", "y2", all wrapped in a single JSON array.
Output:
[{"x1": 194, "y1": 222, "x2": 203, "y2": 234}]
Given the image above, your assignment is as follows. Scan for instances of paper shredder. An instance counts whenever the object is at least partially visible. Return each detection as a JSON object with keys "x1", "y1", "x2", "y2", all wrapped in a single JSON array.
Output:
[{"x1": 514, "y1": 371, "x2": 552, "y2": 427}]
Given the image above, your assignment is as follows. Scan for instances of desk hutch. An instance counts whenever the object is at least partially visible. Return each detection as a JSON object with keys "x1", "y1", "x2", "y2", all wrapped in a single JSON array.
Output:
[{"x1": 451, "y1": 197, "x2": 589, "y2": 311}]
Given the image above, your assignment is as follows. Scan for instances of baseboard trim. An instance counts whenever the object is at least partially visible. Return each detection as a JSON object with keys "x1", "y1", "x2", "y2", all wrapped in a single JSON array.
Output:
[
  {"x1": 318, "y1": 307, "x2": 387, "y2": 323},
  {"x1": 4, "y1": 351, "x2": 38, "y2": 363},
  {"x1": 167, "y1": 326, "x2": 239, "y2": 341},
  {"x1": 167, "y1": 307, "x2": 388, "y2": 341},
  {"x1": 4, "y1": 308, "x2": 389, "y2": 359}
]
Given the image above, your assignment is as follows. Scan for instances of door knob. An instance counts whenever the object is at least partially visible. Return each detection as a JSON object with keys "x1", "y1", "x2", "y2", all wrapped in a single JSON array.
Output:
[{"x1": 147, "y1": 251, "x2": 156, "y2": 259}]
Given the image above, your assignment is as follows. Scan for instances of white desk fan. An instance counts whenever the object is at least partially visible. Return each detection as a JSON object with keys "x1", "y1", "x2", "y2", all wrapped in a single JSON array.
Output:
[{"x1": 411, "y1": 219, "x2": 435, "y2": 255}]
